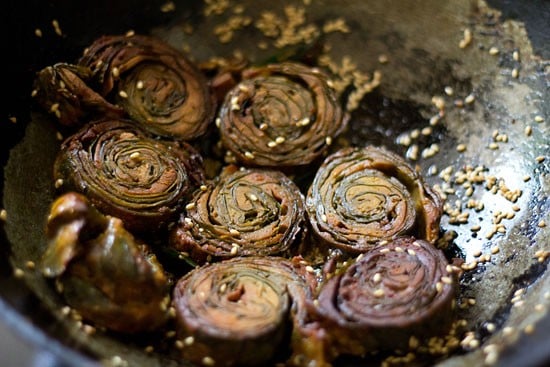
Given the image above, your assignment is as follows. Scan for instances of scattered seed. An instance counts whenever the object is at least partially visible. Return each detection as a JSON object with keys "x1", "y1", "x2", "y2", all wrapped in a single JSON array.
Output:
[
  {"x1": 202, "y1": 356, "x2": 215, "y2": 366},
  {"x1": 512, "y1": 50, "x2": 520, "y2": 61},
  {"x1": 456, "y1": 144, "x2": 467, "y2": 153},
  {"x1": 512, "y1": 68, "x2": 519, "y2": 78},
  {"x1": 538, "y1": 220, "x2": 546, "y2": 228},
  {"x1": 185, "y1": 203, "x2": 196, "y2": 210},
  {"x1": 464, "y1": 94, "x2": 475, "y2": 104},
  {"x1": 534, "y1": 115, "x2": 544, "y2": 123},
  {"x1": 13, "y1": 268, "x2": 24, "y2": 278},
  {"x1": 0, "y1": 209, "x2": 7, "y2": 221},
  {"x1": 183, "y1": 336, "x2": 195, "y2": 346},
  {"x1": 489, "y1": 47, "x2": 499, "y2": 55},
  {"x1": 535, "y1": 156, "x2": 545, "y2": 163}
]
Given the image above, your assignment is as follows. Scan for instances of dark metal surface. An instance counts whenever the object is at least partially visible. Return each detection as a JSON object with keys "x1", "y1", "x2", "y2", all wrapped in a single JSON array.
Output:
[{"x1": 1, "y1": 1, "x2": 549, "y2": 366}]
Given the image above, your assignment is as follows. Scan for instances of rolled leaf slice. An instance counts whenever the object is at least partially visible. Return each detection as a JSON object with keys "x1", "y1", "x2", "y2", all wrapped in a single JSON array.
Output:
[
  {"x1": 54, "y1": 119, "x2": 205, "y2": 232},
  {"x1": 170, "y1": 165, "x2": 306, "y2": 264},
  {"x1": 315, "y1": 236, "x2": 456, "y2": 356},
  {"x1": 172, "y1": 256, "x2": 317, "y2": 367},
  {"x1": 306, "y1": 146, "x2": 443, "y2": 253},
  {"x1": 32, "y1": 63, "x2": 124, "y2": 127},
  {"x1": 218, "y1": 62, "x2": 346, "y2": 168},
  {"x1": 78, "y1": 34, "x2": 215, "y2": 140},
  {"x1": 41, "y1": 192, "x2": 171, "y2": 333}
]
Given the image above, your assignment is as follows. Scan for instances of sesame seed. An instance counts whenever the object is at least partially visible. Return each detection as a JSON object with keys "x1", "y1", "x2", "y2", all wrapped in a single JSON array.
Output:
[
  {"x1": 305, "y1": 265, "x2": 314, "y2": 273},
  {"x1": 373, "y1": 289, "x2": 385, "y2": 297},
  {"x1": 444, "y1": 86, "x2": 454, "y2": 96},
  {"x1": 534, "y1": 115, "x2": 544, "y2": 123},
  {"x1": 325, "y1": 136, "x2": 333, "y2": 145},
  {"x1": 215, "y1": 118, "x2": 221, "y2": 128},
  {"x1": 485, "y1": 323, "x2": 496, "y2": 332},
  {"x1": 219, "y1": 283, "x2": 227, "y2": 293},
  {"x1": 524, "y1": 324, "x2": 535, "y2": 334},
  {"x1": 535, "y1": 156, "x2": 545, "y2": 163},
  {"x1": 175, "y1": 340, "x2": 184, "y2": 349},
  {"x1": 373, "y1": 273, "x2": 382, "y2": 283},
  {"x1": 513, "y1": 50, "x2": 520, "y2": 61},
  {"x1": 267, "y1": 141, "x2": 277, "y2": 148},
  {"x1": 118, "y1": 90, "x2": 128, "y2": 99},
  {"x1": 230, "y1": 96, "x2": 240, "y2": 111},
  {"x1": 436, "y1": 282, "x2": 443, "y2": 292},
  {"x1": 502, "y1": 326, "x2": 514, "y2": 336},
  {"x1": 275, "y1": 136, "x2": 285, "y2": 144},
  {"x1": 184, "y1": 336, "x2": 195, "y2": 346},
  {"x1": 489, "y1": 47, "x2": 499, "y2": 55},
  {"x1": 490, "y1": 246, "x2": 500, "y2": 254},
  {"x1": 200, "y1": 185, "x2": 208, "y2": 191},
  {"x1": 259, "y1": 123, "x2": 268, "y2": 130},
  {"x1": 407, "y1": 249, "x2": 416, "y2": 256},
  {"x1": 202, "y1": 356, "x2": 215, "y2": 366},
  {"x1": 25, "y1": 261, "x2": 35, "y2": 270},
  {"x1": 456, "y1": 144, "x2": 467, "y2": 152},
  {"x1": 524, "y1": 126, "x2": 532, "y2": 136},
  {"x1": 248, "y1": 194, "x2": 258, "y2": 201},
  {"x1": 378, "y1": 54, "x2": 389, "y2": 64},
  {"x1": 144, "y1": 345, "x2": 154, "y2": 353},
  {"x1": 512, "y1": 68, "x2": 519, "y2": 78},
  {"x1": 229, "y1": 229, "x2": 240, "y2": 235},
  {"x1": 538, "y1": 220, "x2": 546, "y2": 228},
  {"x1": 136, "y1": 80, "x2": 144, "y2": 90},
  {"x1": 185, "y1": 203, "x2": 196, "y2": 210},
  {"x1": 51, "y1": 19, "x2": 63, "y2": 36},
  {"x1": 441, "y1": 276, "x2": 453, "y2": 284},
  {"x1": 244, "y1": 151, "x2": 255, "y2": 159},
  {"x1": 13, "y1": 268, "x2": 24, "y2": 278},
  {"x1": 320, "y1": 214, "x2": 327, "y2": 222},
  {"x1": 394, "y1": 246, "x2": 404, "y2": 253},
  {"x1": 296, "y1": 117, "x2": 310, "y2": 126},
  {"x1": 112, "y1": 67, "x2": 120, "y2": 77},
  {"x1": 485, "y1": 351, "x2": 499, "y2": 365},
  {"x1": 464, "y1": 94, "x2": 475, "y2": 104}
]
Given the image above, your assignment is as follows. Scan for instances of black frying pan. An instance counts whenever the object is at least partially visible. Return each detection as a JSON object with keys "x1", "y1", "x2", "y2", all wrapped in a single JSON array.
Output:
[{"x1": 1, "y1": 0, "x2": 549, "y2": 366}]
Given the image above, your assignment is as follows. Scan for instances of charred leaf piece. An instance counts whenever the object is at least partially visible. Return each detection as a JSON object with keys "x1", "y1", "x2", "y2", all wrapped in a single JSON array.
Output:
[
  {"x1": 78, "y1": 34, "x2": 216, "y2": 140},
  {"x1": 218, "y1": 62, "x2": 347, "y2": 168},
  {"x1": 306, "y1": 146, "x2": 443, "y2": 254},
  {"x1": 32, "y1": 63, "x2": 124, "y2": 127},
  {"x1": 169, "y1": 165, "x2": 306, "y2": 264},
  {"x1": 54, "y1": 119, "x2": 205, "y2": 233},
  {"x1": 41, "y1": 192, "x2": 171, "y2": 333},
  {"x1": 172, "y1": 256, "x2": 319, "y2": 367},
  {"x1": 314, "y1": 236, "x2": 457, "y2": 357}
]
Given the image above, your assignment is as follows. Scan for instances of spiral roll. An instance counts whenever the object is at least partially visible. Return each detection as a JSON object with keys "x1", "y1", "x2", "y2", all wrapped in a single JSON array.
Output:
[
  {"x1": 78, "y1": 34, "x2": 215, "y2": 140},
  {"x1": 218, "y1": 62, "x2": 346, "y2": 168},
  {"x1": 170, "y1": 165, "x2": 306, "y2": 264},
  {"x1": 315, "y1": 236, "x2": 456, "y2": 355},
  {"x1": 306, "y1": 146, "x2": 443, "y2": 254},
  {"x1": 172, "y1": 256, "x2": 317, "y2": 367},
  {"x1": 54, "y1": 119, "x2": 205, "y2": 232}
]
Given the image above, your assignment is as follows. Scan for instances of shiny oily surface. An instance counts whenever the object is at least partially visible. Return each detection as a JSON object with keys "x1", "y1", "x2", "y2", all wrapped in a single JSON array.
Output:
[{"x1": 1, "y1": 0, "x2": 549, "y2": 367}]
